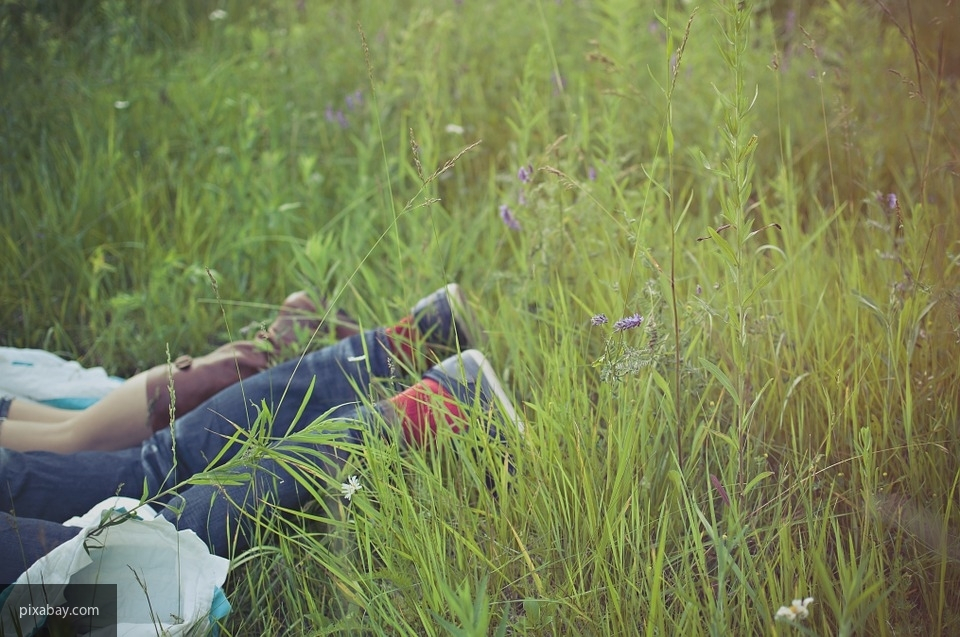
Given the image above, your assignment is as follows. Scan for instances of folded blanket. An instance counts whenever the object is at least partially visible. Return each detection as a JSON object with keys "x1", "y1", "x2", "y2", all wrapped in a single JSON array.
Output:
[{"x1": 0, "y1": 347, "x2": 123, "y2": 409}]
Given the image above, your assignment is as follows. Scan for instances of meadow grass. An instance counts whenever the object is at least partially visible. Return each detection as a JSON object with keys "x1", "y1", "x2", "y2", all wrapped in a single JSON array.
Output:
[{"x1": 2, "y1": 0, "x2": 960, "y2": 634}]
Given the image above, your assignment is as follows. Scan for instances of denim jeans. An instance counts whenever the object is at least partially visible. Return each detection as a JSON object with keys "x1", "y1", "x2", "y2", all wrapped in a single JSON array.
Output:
[
  {"x1": 0, "y1": 329, "x2": 398, "y2": 578},
  {"x1": 0, "y1": 512, "x2": 81, "y2": 584}
]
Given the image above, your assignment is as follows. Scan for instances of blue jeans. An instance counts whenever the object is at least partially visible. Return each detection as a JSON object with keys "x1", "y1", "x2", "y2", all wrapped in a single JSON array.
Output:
[{"x1": 0, "y1": 329, "x2": 398, "y2": 579}]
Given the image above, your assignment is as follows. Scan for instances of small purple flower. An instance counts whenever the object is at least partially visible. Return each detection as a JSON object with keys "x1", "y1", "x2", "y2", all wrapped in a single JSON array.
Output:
[
  {"x1": 335, "y1": 110, "x2": 349, "y2": 129},
  {"x1": 886, "y1": 193, "x2": 898, "y2": 210},
  {"x1": 647, "y1": 20, "x2": 667, "y2": 42},
  {"x1": 324, "y1": 104, "x2": 335, "y2": 122},
  {"x1": 518, "y1": 191, "x2": 527, "y2": 206},
  {"x1": 518, "y1": 164, "x2": 533, "y2": 183},
  {"x1": 784, "y1": 10, "x2": 796, "y2": 35},
  {"x1": 346, "y1": 89, "x2": 363, "y2": 110},
  {"x1": 591, "y1": 314, "x2": 608, "y2": 326},
  {"x1": 613, "y1": 313, "x2": 643, "y2": 332},
  {"x1": 588, "y1": 166, "x2": 597, "y2": 181},
  {"x1": 499, "y1": 205, "x2": 522, "y2": 231}
]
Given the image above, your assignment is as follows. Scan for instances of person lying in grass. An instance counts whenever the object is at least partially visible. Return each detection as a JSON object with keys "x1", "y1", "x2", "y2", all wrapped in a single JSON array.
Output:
[
  {"x1": 0, "y1": 284, "x2": 523, "y2": 583},
  {"x1": 0, "y1": 290, "x2": 361, "y2": 453}
]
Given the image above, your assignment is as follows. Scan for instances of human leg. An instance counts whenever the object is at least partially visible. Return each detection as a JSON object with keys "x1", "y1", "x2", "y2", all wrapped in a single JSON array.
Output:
[
  {"x1": 160, "y1": 412, "x2": 370, "y2": 556},
  {"x1": 0, "y1": 375, "x2": 152, "y2": 454},
  {"x1": 0, "y1": 512, "x2": 81, "y2": 584},
  {"x1": 143, "y1": 291, "x2": 361, "y2": 432},
  {"x1": 140, "y1": 328, "x2": 402, "y2": 484},
  {"x1": 6, "y1": 400, "x2": 76, "y2": 423},
  {"x1": 0, "y1": 447, "x2": 148, "y2": 522},
  {"x1": 162, "y1": 349, "x2": 522, "y2": 556}
]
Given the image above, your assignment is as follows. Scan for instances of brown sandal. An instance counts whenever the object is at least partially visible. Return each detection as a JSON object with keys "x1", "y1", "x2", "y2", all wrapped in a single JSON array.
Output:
[{"x1": 144, "y1": 292, "x2": 359, "y2": 431}]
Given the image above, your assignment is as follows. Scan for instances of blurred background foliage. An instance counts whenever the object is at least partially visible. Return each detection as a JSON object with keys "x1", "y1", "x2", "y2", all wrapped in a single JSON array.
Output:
[{"x1": 0, "y1": 0, "x2": 957, "y2": 375}]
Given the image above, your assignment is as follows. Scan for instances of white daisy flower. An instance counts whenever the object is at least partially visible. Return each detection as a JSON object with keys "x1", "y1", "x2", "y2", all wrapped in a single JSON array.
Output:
[
  {"x1": 340, "y1": 475, "x2": 363, "y2": 501},
  {"x1": 775, "y1": 597, "x2": 814, "y2": 621}
]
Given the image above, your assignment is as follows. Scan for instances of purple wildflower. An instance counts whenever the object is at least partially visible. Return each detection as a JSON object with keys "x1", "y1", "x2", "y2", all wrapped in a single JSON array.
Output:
[
  {"x1": 588, "y1": 166, "x2": 597, "y2": 181},
  {"x1": 518, "y1": 191, "x2": 527, "y2": 206},
  {"x1": 346, "y1": 89, "x2": 363, "y2": 110},
  {"x1": 499, "y1": 204, "x2": 522, "y2": 231},
  {"x1": 647, "y1": 20, "x2": 667, "y2": 42},
  {"x1": 613, "y1": 313, "x2": 643, "y2": 332},
  {"x1": 591, "y1": 314, "x2": 608, "y2": 326},
  {"x1": 324, "y1": 104, "x2": 335, "y2": 122},
  {"x1": 335, "y1": 110, "x2": 349, "y2": 129},
  {"x1": 886, "y1": 193, "x2": 898, "y2": 210},
  {"x1": 518, "y1": 164, "x2": 533, "y2": 183}
]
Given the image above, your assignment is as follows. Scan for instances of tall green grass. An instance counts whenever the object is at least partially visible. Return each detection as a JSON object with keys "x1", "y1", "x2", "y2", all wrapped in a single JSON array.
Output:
[{"x1": 2, "y1": 0, "x2": 959, "y2": 634}]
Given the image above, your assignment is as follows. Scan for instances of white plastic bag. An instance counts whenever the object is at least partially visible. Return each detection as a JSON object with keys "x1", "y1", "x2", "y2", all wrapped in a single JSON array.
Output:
[{"x1": 0, "y1": 497, "x2": 230, "y2": 636}]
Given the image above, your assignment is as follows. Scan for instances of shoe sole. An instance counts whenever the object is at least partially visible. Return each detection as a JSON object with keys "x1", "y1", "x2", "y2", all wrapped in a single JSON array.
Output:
[{"x1": 450, "y1": 349, "x2": 525, "y2": 436}]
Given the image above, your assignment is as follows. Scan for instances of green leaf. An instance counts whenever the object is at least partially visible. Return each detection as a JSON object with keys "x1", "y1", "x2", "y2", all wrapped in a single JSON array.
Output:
[
  {"x1": 699, "y1": 356, "x2": 741, "y2": 407},
  {"x1": 738, "y1": 134, "x2": 758, "y2": 162},
  {"x1": 710, "y1": 429, "x2": 739, "y2": 451},
  {"x1": 493, "y1": 608, "x2": 510, "y2": 637},
  {"x1": 852, "y1": 290, "x2": 888, "y2": 328},
  {"x1": 743, "y1": 267, "x2": 776, "y2": 305},
  {"x1": 706, "y1": 226, "x2": 739, "y2": 268},
  {"x1": 650, "y1": 369, "x2": 676, "y2": 420},
  {"x1": 744, "y1": 471, "x2": 774, "y2": 495},
  {"x1": 743, "y1": 378, "x2": 773, "y2": 426}
]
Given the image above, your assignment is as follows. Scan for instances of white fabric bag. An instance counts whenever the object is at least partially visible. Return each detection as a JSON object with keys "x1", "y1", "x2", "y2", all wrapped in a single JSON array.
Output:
[
  {"x1": 0, "y1": 497, "x2": 230, "y2": 636},
  {"x1": 0, "y1": 347, "x2": 123, "y2": 409}
]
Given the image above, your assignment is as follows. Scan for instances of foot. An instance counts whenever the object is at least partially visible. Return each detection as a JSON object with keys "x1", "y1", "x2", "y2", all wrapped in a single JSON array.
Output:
[
  {"x1": 411, "y1": 284, "x2": 485, "y2": 356},
  {"x1": 264, "y1": 291, "x2": 360, "y2": 348},
  {"x1": 423, "y1": 349, "x2": 524, "y2": 437}
]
